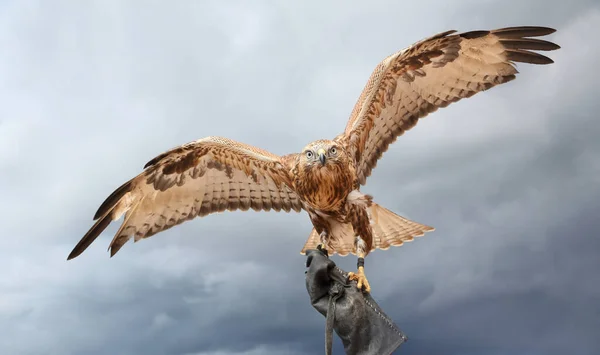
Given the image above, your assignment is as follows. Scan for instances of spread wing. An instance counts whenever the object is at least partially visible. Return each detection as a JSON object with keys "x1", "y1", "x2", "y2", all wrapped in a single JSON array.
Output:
[
  {"x1": 68, "y1": 136, "x2": 302, "y2": 260},
  {"x1": 338, "y1": 26, "x2": 560, "y2": 185}
]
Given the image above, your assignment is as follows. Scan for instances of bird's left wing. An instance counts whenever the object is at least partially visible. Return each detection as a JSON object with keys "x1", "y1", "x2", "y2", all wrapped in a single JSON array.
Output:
[
  {"x1": 68, "y1": 136, "x2": 302, "y2": 260},
  {"x1": 337, "y1": 26, "x2": 560, "y2": 185}
]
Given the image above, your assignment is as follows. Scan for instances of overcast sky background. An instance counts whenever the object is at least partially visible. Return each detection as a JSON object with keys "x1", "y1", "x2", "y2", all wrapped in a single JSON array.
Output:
[{"x1": 1, "y1": 0, "x2": 599, "y2": 354}]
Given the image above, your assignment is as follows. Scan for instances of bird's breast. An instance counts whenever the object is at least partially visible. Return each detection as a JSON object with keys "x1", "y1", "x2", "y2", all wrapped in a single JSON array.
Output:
[{"x1": 295, "y1": 164, "x2": 355, "y2": 212}]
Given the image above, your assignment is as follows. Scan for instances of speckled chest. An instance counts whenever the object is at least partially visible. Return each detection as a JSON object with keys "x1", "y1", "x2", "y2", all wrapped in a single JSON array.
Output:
[{"x1": 292, "y1": 160, "x2": 358, "y2": 213}]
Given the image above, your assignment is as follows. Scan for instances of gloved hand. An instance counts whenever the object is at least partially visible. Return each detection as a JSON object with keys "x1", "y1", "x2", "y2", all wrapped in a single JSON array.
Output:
[{"x1": 305, "y1": 248, "x2": 408, "y2": 355}]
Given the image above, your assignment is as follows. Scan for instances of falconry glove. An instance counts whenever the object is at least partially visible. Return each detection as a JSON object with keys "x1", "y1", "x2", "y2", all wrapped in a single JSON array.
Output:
[{"x1": 305, "y1": 248, "x2": 407, "y2": 355}]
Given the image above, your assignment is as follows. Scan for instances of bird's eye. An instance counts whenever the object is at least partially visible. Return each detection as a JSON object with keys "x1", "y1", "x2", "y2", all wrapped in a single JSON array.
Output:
[
  {"x1": 306, "y1": 151, "x2": 314, "y2": 159},
  {"x1": 329, "y1": 147, "x2": 337, "y2": 155}
]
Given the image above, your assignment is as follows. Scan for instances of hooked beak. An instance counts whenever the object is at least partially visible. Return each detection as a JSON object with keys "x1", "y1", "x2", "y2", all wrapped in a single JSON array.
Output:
[{"x1": 317, "y1": 148, "x2": 326, "y2": 166}]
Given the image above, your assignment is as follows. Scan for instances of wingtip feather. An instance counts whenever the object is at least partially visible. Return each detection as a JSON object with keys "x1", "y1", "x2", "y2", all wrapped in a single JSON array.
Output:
[
  {"x1": 492, "y1": 26, "x2": 557, "y2": 38},
  {"x1": 499, "y1": 38, "x2": 561, "y2": 51},
  {"x1": 506, "y1": 49, "x2": 555, "y2": 65},
  {"x1": 67, "y1": 213, "x2": 113, "y2": 260},
  {"x1": 93, "y1": 180, "x2": 134, "y2": 220}
]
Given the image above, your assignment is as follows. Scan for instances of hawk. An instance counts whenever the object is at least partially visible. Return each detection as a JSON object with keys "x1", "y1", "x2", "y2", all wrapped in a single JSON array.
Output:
[{"x1": 68, "y1": 26, "x2": 559, "y2": 292}]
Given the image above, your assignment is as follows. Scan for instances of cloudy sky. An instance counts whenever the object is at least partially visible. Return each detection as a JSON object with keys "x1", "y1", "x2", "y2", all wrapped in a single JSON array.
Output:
[{"x1": 1, "y1": 0, "x2": 599, "y2": 354}]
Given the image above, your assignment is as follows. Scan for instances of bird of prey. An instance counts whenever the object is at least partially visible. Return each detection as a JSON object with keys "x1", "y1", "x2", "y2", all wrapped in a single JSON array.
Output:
[{"x1": 68, "y1": 26, "x2": 559, "y2": 292}]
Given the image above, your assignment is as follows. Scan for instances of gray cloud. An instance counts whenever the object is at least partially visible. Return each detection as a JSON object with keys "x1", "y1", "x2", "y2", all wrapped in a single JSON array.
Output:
[{"x1": 1, "y1": 1, "x2": 598, "y2": 354}]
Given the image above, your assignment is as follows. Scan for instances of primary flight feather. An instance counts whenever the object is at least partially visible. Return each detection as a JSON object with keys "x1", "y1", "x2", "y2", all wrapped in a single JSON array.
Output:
[{"x1": 69, "y1": 26, "x2": 560, "y2": 292}]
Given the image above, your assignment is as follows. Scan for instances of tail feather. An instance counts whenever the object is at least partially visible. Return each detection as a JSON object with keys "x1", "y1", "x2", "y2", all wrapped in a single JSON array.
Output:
[
  {"x1": 300, "y1": 203, "x2": 434, "y2": 256},
  {"x1": 369, "y1": 203, "x2": 434, "y2": 250},
  {"x1": 300, "y1": 229, "x2": 322, "y2": 255}
]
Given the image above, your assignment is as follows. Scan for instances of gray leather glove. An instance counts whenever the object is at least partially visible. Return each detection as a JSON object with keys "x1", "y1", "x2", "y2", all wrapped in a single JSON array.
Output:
[{"x1": 305, "y1": 248, "x2": 408, "y2": 354}]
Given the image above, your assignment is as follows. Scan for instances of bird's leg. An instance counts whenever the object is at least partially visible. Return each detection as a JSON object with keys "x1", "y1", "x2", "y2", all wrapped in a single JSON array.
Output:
[
  {"x1": 348, "y1": 236, "x2": 371, "y2": 292},
  {"x1": 316, "y1": 231, "x2": 329, "y2": 257},
  {"x1": 348, "y1": 253, "x2": 370, "y2": 293}
]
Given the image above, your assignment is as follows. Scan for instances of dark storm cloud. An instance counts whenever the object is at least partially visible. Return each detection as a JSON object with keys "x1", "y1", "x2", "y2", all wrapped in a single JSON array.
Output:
[
  {"x1": 393, "y1": 194, "x2": 600, "y2": 355},
  {"x1": 1, "y1": 1, "x2": 598, "y2": 355}
]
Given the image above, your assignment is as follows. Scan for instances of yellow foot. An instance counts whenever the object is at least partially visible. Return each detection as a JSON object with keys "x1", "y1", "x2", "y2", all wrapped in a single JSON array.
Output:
[{"x1": 348, "y1": 266, "x2": 371, "y2": 293}]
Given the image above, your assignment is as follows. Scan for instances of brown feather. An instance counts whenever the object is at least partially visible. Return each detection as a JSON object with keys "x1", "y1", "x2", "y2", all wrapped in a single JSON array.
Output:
[
  {"x1": 299, "y1": 203, "x2": 434, "y2": 256},
  {"x1": 93, "y1": 180, "x2": 133, "y2": 220},
  {"x1": 69, "y1": 137, "x2": 302, "y2": 259},
  {"x1": 491, "y1": 26, "x2": 556, "y2": 38},
  {"x1": 338, "y1": 26, "x2": 559, "y2": 185},
  {"x1": 505, "y1": 49, "x2": 554, "y2": 64},
  {"x1": 499, "y1": 38, "x2": 561, "y2": 51},
  {"x1": 67, "y1": 213, "x2": 112, "y2": 260}
]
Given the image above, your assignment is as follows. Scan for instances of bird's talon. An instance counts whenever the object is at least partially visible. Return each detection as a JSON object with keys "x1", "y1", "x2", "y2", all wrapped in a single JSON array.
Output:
[{"x1": 348, "y1": 267, "x2": 371, "y2": 293}]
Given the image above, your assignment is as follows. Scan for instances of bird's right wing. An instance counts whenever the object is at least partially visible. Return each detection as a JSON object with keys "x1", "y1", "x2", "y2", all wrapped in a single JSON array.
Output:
[{"x1": 68, "y1": 136, "x2": 302, "y2": 260}]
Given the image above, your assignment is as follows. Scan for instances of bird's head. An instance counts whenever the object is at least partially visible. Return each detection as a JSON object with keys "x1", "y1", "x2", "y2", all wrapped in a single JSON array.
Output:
[{"x1": 299, "y1": 140, "x2": 346, "y2": 170}]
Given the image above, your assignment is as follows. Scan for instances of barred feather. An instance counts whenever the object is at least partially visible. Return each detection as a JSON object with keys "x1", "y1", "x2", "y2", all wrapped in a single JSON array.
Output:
[
  {"x1": 68, "y1": 137, "x2": 302, "y2": 260},
  {"x1": 338, "y1": 26, "x2": 559, "y2": 185},
  {"x1": 300, "y1": 203, "x2": 434, "y2": 256}
]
